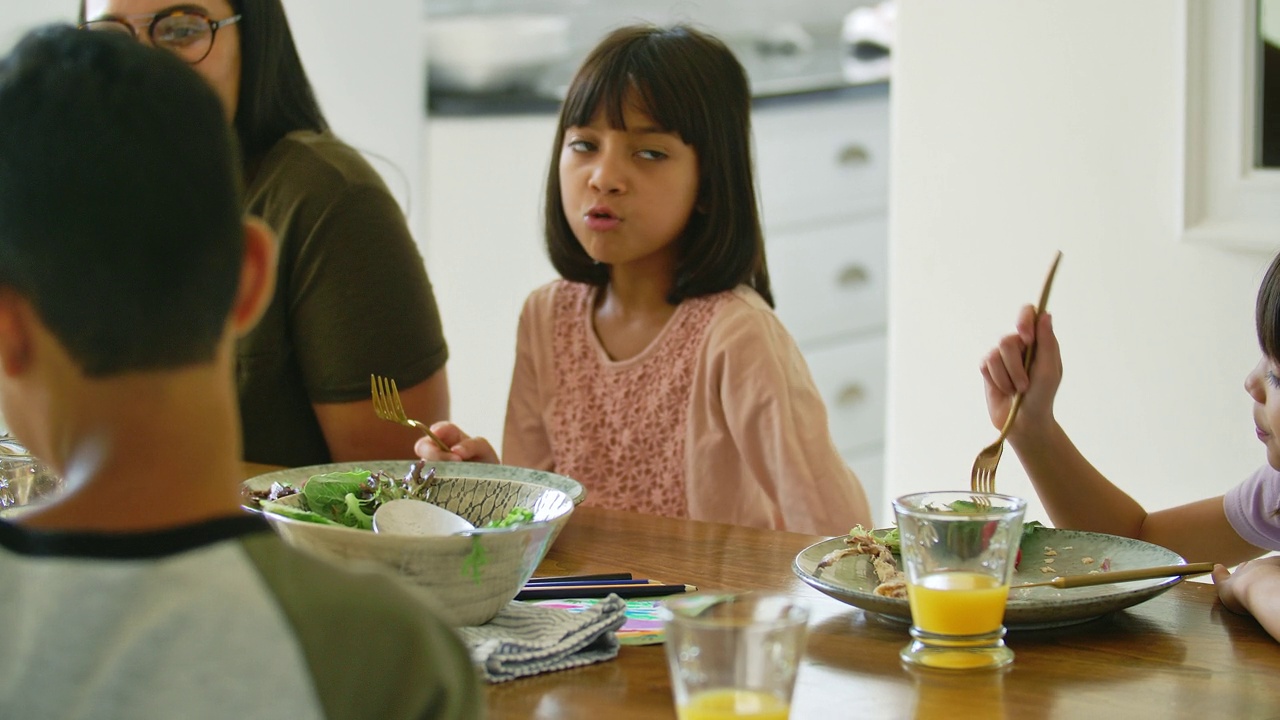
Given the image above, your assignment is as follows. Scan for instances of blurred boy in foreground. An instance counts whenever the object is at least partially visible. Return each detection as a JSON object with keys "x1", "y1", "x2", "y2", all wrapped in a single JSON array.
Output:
[{"x1": 0, "y1": 25, "x2": 481, "y2": 719}]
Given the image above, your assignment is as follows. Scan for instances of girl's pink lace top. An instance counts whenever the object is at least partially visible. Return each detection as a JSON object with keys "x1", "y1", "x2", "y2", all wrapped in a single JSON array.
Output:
[{"x1": 502, "y1": 280, "x2": 871, "y2": 536}]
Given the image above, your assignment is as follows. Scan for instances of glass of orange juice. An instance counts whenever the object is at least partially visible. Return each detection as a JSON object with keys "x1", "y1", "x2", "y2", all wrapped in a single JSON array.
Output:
[
  {"x1": 659, "y1": 592, "x2": 808, "y2": 719},
  {"x1": 893, "y1": 491, "x2": 1027, "y2": 670}
]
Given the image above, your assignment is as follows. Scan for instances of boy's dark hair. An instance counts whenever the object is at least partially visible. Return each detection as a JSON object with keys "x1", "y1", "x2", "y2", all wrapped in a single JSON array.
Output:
[
  {"x1": 78, "y1": 0, "x2": 329, "y2": 164},
  {"x1": 544, "y1": 24, "x2": 773, "y2": 307},
  {"x1": 0, "y1": 25, "x2": 245, "y2": 376}
]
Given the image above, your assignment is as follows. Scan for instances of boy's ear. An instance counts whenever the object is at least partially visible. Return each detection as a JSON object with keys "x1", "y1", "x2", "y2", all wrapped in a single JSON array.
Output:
[
  {"x1": 230, "y1": 217, "x2": 278, "y2": 336},
  {"x1": 0, "y1": 288, "x2": 33, "y2": 378}
]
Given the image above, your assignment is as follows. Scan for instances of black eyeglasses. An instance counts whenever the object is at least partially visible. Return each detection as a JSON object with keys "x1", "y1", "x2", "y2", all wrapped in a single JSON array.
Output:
[{"x1": 79, "y1": 9, "x2": 242, "y2": 65}]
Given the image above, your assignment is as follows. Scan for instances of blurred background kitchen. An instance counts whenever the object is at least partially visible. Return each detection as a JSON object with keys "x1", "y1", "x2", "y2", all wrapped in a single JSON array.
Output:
[{"x1": 2, "y1": 1, "x2": 1273, "y2": 528}]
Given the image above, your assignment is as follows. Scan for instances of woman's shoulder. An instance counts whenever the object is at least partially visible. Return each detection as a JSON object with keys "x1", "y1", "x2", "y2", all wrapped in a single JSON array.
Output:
[
  {"x1": 252, "y1": 130, "x2": 393, "y2": 203},
  {"x1": 263, "y1": 130, "x2": 372, "y2": 172}
]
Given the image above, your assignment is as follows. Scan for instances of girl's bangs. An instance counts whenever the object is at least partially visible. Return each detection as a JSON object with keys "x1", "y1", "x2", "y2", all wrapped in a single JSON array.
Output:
[{"x1": 561, "y1": 70, "x2": 661, "y2": 132}]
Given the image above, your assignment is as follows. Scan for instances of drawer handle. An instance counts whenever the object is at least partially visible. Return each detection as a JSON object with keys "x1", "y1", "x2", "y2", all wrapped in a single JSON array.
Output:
[
  {"x1": 837, "y1": 384, "x2": 867, "y2": 407},
  {"x1": 836, "y1": 144, "x2": 870, "y2": 166},
  {"x1": 837, "y1": 264, "x2": 871, "y2": 288}
]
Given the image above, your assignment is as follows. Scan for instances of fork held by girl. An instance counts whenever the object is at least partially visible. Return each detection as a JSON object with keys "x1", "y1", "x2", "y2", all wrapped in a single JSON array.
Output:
[
  {"x1": 416, "y1": 24, "x2": 872, "y2": 536},
  {"x1": 981, "y1": 251, "x2": 1280, "y2": 643}
]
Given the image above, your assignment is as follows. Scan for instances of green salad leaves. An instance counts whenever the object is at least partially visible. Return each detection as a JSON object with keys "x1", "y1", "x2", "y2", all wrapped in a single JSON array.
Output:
[
  {"x1": 484, "y1": 507, "x2": 534, "y2": 528},
  {"x1": 256, "y1": 464, "x2": 534, "y2": 534},
  {"x1": 849, "y1": 512, "x2": 1039, "y2": 558},
  {"x1": 258, "y1": 468, "x2": 387, "y2": 530}
]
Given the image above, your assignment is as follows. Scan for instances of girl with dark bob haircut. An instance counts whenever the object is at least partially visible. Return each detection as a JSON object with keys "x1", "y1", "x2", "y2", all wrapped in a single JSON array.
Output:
[
  {"x1": 415, "y1": 24, "x2": 872, "y2": 537},
  {"x1": 545, "y1": 24, "x2": 771, "y2": 307},
  {"x1": 78, "y1": 0, "x2": 452, "y2": 468},
  {"x1": 980, "y1": 248, "x2": 1280, "y2": 643}
]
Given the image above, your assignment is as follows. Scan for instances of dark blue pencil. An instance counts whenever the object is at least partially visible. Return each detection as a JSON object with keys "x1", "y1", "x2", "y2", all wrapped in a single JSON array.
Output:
[
  {"x1": 525, "y1": 572, "x2": 633, "y2": 584},
  {"x1": 515, "y1": 583, "x2": 696, "y2": 601},
  {"x1": 522, "y1": 578, "x2": 651, "y2": 588}
]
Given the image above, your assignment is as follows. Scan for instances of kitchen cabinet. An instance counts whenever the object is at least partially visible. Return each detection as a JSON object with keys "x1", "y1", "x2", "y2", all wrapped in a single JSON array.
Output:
[{"x1": 423, "y1": 83, "x2": 890, "y2": 521}]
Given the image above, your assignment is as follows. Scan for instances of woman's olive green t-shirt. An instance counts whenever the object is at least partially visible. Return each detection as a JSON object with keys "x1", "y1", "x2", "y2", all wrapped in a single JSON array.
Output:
[{"x1": 239, "y1": 131, "x2": 447, "y2": 466}]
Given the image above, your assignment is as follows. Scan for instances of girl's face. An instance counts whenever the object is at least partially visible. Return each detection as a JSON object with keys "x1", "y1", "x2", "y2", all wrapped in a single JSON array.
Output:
[
  {"x1": 1245, "y1": 356, "x2": 1280, "y2": 469},
  {"x1": 559, "y1": 96, "x2": 699, "y2": 272},
  {"x1": 83, "y1": 0, "x2": 241, "y2": 121}
]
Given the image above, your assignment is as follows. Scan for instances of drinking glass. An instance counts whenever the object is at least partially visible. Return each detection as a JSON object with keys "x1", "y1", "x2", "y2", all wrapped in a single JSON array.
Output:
[
  {"x1": 659, "y1": 592, "x2": 809, "y2": 720},
  {"x1": 893, "y1": 491, "x2": 1027, "y2": 670},
  {"x1": 0, "y1": 439, "x2": 64, "y2": 512}
]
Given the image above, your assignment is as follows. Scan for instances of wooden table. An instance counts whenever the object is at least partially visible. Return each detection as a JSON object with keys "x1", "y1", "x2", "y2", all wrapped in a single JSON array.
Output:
[
  {"x1": 489, "y1": 506, "x2": 1280, "y2": 719},
  {"x1": 234, "y1": 464, "x2": 1279, "y2": 716}
]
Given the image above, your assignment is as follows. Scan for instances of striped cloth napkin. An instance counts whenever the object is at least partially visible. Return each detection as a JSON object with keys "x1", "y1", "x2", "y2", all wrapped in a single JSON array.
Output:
[{"x1": 456, "y1": 592, "x2": 629, "y2": 683}]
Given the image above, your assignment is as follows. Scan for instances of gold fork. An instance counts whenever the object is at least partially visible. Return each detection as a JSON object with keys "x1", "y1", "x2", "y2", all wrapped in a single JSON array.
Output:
[
  {"x1": 370, "y1": 374, "x2": 451, "y2": 453},
  {"x1": 970, "y1": 251, "x2": 1063, "y2": 495}
]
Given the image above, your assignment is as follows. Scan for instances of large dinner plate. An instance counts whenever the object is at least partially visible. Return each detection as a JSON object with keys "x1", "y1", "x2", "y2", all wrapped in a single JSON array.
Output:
[
  {"x1": 241, "y1": 460, "x2": 587, "y2": 507},
  {"x1": 793, "y1": 526, "x2": 1188, "y2": 630}
]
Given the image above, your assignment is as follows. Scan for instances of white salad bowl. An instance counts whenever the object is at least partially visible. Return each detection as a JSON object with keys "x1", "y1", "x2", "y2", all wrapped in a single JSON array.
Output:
[{"x1": 243, "y1": 461, "x2": 578, "y2": 626}]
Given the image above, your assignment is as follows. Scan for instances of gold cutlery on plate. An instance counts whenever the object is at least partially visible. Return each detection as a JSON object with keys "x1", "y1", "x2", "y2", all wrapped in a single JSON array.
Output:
[
  {"x1": 1014, "y1": 561, "x2": 1215, "y2": 590},
  {"x1": 970, "y1": 250, "x2": 1064, "y2": 495},
  {"x1": 370, "y1": 374, "x2": 451, "y2": 453}
]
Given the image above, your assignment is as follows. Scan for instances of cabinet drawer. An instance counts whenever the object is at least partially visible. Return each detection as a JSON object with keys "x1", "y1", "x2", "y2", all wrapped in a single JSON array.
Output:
[
  {"x1": 842, "y1": 445, "x2": 885, "y2": 526},
  {"x1": 771, "y1": 216, "x2": 888, "y2": 347},
  {"x1": 804, "y1": 334, "x2": 887, "y2": 452},
  {"x1": 754, "y1": 90, "x2": 890, "y2": 229}
]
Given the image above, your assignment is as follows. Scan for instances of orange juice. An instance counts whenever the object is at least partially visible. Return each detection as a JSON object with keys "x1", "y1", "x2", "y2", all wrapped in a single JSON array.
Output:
[
  {"x1": 678, "y1": 689, "x2": 790, "y2": 720},
  {"x1": 907, "y1": 571, "x2": 1009, "y2": 636}
]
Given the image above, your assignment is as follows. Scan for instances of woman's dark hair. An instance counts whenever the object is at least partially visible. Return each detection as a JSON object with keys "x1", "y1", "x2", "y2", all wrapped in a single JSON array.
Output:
[
  {"x1": 544, "y1": 24, "x2": 773, "y2": 307},
  {"x1": 78, "y1": 0, "x2": 328, "y2": 164}
]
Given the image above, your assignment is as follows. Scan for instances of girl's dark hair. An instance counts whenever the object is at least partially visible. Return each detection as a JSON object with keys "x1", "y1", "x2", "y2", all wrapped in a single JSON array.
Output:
[
  {"x1": 544, "y1": 24, "x2": 773, "y2": 307},
  {"x1": 1255, "y1": 252, "x2": 1280, "y2": 517},
  {"x1": 1258, "y1": 251, "x2": 1280, "y2": 362},
  {"x1": 78, "y1": 0, "x2": 328, "y2": 164}
]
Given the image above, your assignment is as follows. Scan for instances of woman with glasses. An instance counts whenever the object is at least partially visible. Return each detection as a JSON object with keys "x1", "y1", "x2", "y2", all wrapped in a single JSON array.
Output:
[{"x1": 79, "y1": 1, "x2": 452, "y2": 468}]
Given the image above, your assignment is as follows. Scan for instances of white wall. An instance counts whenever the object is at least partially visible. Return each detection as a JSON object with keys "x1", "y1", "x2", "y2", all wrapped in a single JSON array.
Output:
[
  {"x1": 887, "y1": 0, "x2": 1274, "y2": 525},
  {"x1": 0, "y1": 2, "x2": 72, "y2": 48},
  {"x1": 282, "y1": 0, "x2": 424, "y2": 233}
]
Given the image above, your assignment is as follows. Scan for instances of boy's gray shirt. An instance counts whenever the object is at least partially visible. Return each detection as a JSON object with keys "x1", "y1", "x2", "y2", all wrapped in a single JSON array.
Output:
[{"x1": 0, "y1": 515, "x2": 483, "y2": 720}]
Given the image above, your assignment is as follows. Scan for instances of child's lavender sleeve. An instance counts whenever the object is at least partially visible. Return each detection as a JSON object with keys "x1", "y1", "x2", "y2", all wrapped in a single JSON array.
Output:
[{"x1": 1223, "y1": 466, "x2": 1280, "y2": 552}]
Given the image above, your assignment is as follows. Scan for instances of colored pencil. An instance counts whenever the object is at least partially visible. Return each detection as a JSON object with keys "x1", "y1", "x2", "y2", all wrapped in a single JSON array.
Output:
[
  {"x1": 515, "y1": 583, "x2": 697, "y2": 601},
  {"x1": 522, "y1": 578, "x2": 652, "y2": 588},
  {"x1": 525, "y1": 572, "x2": 634, "y2": 584}
]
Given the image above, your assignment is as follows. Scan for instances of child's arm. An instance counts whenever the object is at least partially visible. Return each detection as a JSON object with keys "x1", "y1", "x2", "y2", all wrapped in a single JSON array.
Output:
[
  {"x1": 1213, "y1": 557, "x2": 1280, "y2": 642},
  {"x1": 705, "y1": 299, "x2": 872, "y2": 535},
  {"x1": 500, "y1": 289, "x2": 556, "y2": 471},
  {"x1": 414, "y1": 422, "x2": 499, "y2": 464},
  {"x1": 984, "y1": 306, "x2": 1263, "y2": 564}
]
